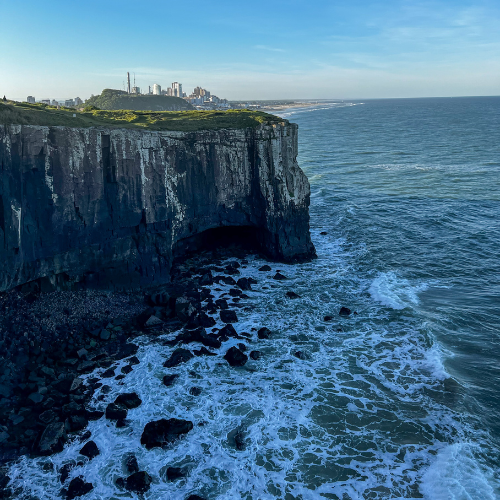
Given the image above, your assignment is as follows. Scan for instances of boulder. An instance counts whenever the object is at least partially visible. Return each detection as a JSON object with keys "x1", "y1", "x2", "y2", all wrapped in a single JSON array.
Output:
[
  {"x1": 125, "y1": 453, "x2": 139, "y2": 474},
  {"x1": 163, "y1": 374, "x2": 179, "y2": 387},
  {"x1": 186, "y1": 495, "x2": 207, "y2": 500},
  {"x1": 215, "y1": 298, "x2": 228, "y2": 310},
  {"x1": 166, "y1": 466, "x2": 187, "y2": 481},
  {"x1": 114, "y1": 393, "x2": 142, "y2": 409},
  {"x1": 86, "y1": 410, "x2": 104, "y2": 421},
  {"x1": 99, "y1": 329, "x2": 111, "y2": 341},
  {"x1": 218, "y1": 324, "x2": 239, "y2": 340},
  {"x1": 286, "y1": 291, "x2": 301, "y2": 299},
  {"x1": 339, "y1": 307, "x2": 351, "y2": 316},
  {"x1": 236, "y1": 277, "x2": 252, "y2": 290},
  {"x1": 220, "y1": 310, "x2": 238, "y2": 323},
  {"x1": 258, "y1": 327, "x2": 272, "y2": 340},
  {"x1": 273, "y1": 272, "x2": 287, "y2": 280},
  {"x1": 294, "y1": 351, "x2": 307, "y2": 360},
  {"x1": 249, "y1": 350, "x2": 262, "y2": 360},
  {"x1": 67, "y1": 415, "x2": 88, "y2": 432},
  {"x1": 259, "y1": 265, "x2": 272, "y2": 272},
  {"x1": 176, "y1": 297, "x2": 196, "y2": 323},
  {"x1": 126, "y1": 471, "x2": 152, "y2": 494},
  {"x1": 323, "y1": 315, "x2": 334, "y2": 321},
  {"x1": 105, "y1": 403, "x2": 127, "y2": 421},
  {"x1": 189, "y1": 387, "x2": 202, "y2": 396},
  {"x1": 163, "y1": 348, "x2": 194, "y2": 368},
  {"x1": 80, "y1": 440, "x2": 99, "y2": 460},
  {"x1": 141, "y1": 418, "x2": 193, "y2": 449},
  {"x1": 224, "y1": 347, "x2": 248, "y2": 367},
  {"x1": 37, "y1": 422, "x2": 66, "y2": 455},
  {"x1": 145, "y1": 315, "x2": 164, "y2": 328},
  {"x1": 193, "y1": 347, "x2": 217, "y2": 357},
  {"x1": 199, "y1": 271, "x2": 213, "y2": 286},
  {"x1": 66, "y1": 477, "x2": 93, "y2": 499},
  {"x1": 121, "y1": 365, "x2": 133, "y2": 374}
]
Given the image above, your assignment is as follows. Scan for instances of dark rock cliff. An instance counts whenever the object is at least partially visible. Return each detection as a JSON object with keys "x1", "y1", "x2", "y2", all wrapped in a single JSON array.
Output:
[{"x1": 0, "y1": 122, "x2": 315, "y2": 291}]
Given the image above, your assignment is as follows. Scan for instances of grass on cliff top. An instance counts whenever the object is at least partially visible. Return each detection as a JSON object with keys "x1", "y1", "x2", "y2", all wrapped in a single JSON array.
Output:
[{"x1": 0, "y1": 101, "x2": 287, "y2": 131}]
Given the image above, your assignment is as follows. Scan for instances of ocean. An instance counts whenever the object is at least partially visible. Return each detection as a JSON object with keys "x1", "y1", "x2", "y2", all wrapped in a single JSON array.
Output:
[{"x1": 8, "y1": 97, "x2": 500, "y2": 499}]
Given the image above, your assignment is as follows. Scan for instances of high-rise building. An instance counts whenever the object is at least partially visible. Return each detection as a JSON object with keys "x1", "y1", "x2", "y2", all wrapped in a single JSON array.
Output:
[
  {"x1": 51, "y1": 99, "x2": 58, "y2": 106},
  {"x1": 172, "y1": 82, "x2": 182, "y2": 98},
  {"x1": 167, "y1": 88, "x2": 173, "y2": 96},
  {"x1": 64, "y1": 99, "x2": 75, "y2": 107},
  {"x1": 27, "y1": 96, "x2": 35, "y2": 104},
  {"x1": 75, "y1": 97, "x2": 83, "y2": 106},
  {"x1": 153, "y1": 84, "x2": 161, "y2": 95},
  {"x1": 131, "y1": 87, "x2": 141, "y2": 95},
  {"x1": 41, "y1": 99, "x2": 50, "y2": 105}
]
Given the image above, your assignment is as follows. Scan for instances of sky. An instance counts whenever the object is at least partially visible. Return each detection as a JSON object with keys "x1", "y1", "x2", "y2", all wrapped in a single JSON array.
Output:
[{"x1": 1, "y1": 0, "x2": 499, "y2": 101}]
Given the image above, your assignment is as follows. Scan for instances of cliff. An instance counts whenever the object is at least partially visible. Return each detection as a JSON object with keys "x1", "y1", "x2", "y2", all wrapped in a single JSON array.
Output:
[{"x1": 0, "y1": 122, "x2": 315, "y2": 292}]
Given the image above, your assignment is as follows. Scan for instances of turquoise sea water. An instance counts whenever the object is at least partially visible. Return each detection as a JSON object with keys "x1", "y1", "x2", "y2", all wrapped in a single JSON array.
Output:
[{"x1": 9, "y1": 97, "x2": 500, "y2": 499}]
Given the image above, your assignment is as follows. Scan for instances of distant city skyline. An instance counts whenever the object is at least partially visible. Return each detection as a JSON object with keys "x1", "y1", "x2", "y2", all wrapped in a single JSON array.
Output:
[{"x1": 2, "y1": 0, "x2": 499, "y2": 101}]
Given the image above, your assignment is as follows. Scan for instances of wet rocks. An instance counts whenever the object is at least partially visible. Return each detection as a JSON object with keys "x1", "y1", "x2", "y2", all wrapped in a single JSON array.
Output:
[
  {"x1": 294, "y1": 351, "x2": 307, "y2": 360},
  {"x1": 166, "y1": 466, "x2": 187, "y2": 481},
  {"x1": 215, "y1": 298, "x2": 228, "y2": 310},
  {"x1": 141, "y1": 418, "x2": 193, "y2": 449},
  {"x1": 37, "y1": 422, "x2": 67, "y2": 455},
  {"x1": 105, "y1": 403, "x2": 127, "y2": 421},
  {"x1": 249, "y1": 350, "x2": 262, "y2": 360},
  {"x1": 66, "y1": 477, "x2": 93, "y2": 499},
  {"x1": 236, "y1": 277, "x2": 252, "y2": 291},
  {"x1": 163, "y1": 374, "x2": 179, "y2": 387},
  {"x1": 220, "y1": 310, "x2": 238, "y2": 323},
  {"x1": 286, "y1": 291, "x2": 301, "y2": 299},
  {"x1": 259, "y1": 265, "x2": 271, "y2": 272},
  {"x1": 79, "y1": 440, "x2": 99, "y2": 460},
  {"x1": 224, "y1": 347, "x2": 248, "y2": 367},
  {"x1": 114, "y1": 392, "x2": 142, "y2": 409},
  {"x1": 126, "y1": 471, "x2": 152, "y2": 494},
  {"x1": 163, "y1": 348, "x2": 194, "y2": 368},
  {"x1": 125, "y1": 453, "x2": 139, "y2": 474},
  {"x1": 218, "y1": 323, "x2": 239, "y2": 340},
  {"x1": 323, "y1": 315, "x2": 334, "y2": 321},
  {"x1": 339, "y1": 307, "x2": 351, "y2": 316},
  {"x1": 273, "y1": 272, "x2": 287, "y2": 280},
  {"x1": 189, "y1": 387, "x2": 202, "y2": 396},
  {"x1": 257, "y1": 327, "x2": 272, "y2": 340}
]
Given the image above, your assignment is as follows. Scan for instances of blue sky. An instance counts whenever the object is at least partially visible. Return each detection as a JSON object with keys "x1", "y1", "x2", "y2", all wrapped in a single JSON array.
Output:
[{"x1": 1, "y1": 0, "x2": 499, "y2": 100}]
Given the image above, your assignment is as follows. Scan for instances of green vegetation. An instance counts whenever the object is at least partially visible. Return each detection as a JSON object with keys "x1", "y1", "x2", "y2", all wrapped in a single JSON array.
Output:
[
  {"x1": 0, "y1": 100, "x2": 287, "y2": 132},
  {"x1": 84, "y1": 89, "x2": 194, "y2": 111}
]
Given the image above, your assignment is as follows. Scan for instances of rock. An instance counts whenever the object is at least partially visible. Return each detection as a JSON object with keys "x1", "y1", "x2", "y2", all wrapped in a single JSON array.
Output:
[
  {"x1": 193, "y1": 347, "x2": 217, "y2": 357},
  {"x1": 220, "y1": 310, "x2": 238, "y2": 323},
  {"x1": 125, "y1": 453, "x2": 139, "y2": 474},
  {"x1": 114, "y1": 392, "x2": 142, "y2": 409},
  {"x1": 79, "y1": 430, "x2": 92, "y2": 442},
  {"x1": 59, "y1": 462, "x2": 75, "y2": 484},
  {"x1": 70, "y1": 378, "x2": 83, "y2": 392},
  {"x1": 128, "y1": 356, "x2": 140, "y2": 365},
  {"x1": 86, "y1": 410, "x2": 104, "y2": 421},
  {"x1": 224, "y1": 347, "x2": 248, "y2": 367},
  {"x1": 76, "y1": 348, "x2": 88, "y2": 359},
  {"x1": 229, "y1": 288, "x2": 242, "y2": 297},
  {"x1": 163, "y1": 374, "x2": 179, "y2": 387},
  {"x1": 105, "y1": 403, "x2": 128, "y2": 421},
  {"x1": 234, "y1": 430, "x2": 245, "y2": 450},
  {"x1": 145, "y1": 315, "x2": 164, "y2": 328},
  {"x1": 125, "y1": 471, "x2": 152, "y2": 494},
  {"x1": 163, "y1": 348, "x2": 194, "y2": 368},
  {"x1": 186, "y1": 495, "x2": 207, "y2": 500},
  {"x1": 39, "y1": 409, "x2": 58, "y2": 425},
  {"x1": 67, "y1": 477, "x2": 93, "y2": 499},
  {"x1": 197, "y1": 312, "x2": 216, "y2": 328},
  {"x1": 215, "y1": 298, "x2": 228, "y2": 310},
  {"x1": 67, "y1": 415, "x2": 88, "y2": 432},
  {"x1": 324, "y1": 315, "x2": 334, "y2": 321},
  {"x1": 53, "y1": 377, "x2": 75, "y2": 395},
  {"x1": 199, "y1": 271, "x2": 213, "y2": 286},
  {"x1": 177, "y1": 327, "x2": 221, "y2": 349},
  {"x1": 218, "y1": 323, "x2": 239, "y2": 340},
  {"x1": 258, "y1": 327, "x2": 272, "y2": 340},
  {"x1": 176, "y1": 297, "x2": 196, "y2": 323},
  {"x1": 28, "y1": 392, "x2": 44, "y2": 404},
  {"x1": 339, "y1": 307, "x2": 351, "y2": 316},
  {"x1": 115, "y1": 477, "x2": 126, "y2": 489},
  {"x1": 121, "y1": 365, "x2": 133, "y2": 374},
  {"x1": 80, "y1": 440, "x2": 99, "y2": 460},
  {"x1": 259, "y1": 265, "x2": 272, "y2": 272},
  {"x1": 294, "y1": 351, "x2": 307, "y2": 360},
  {"x1": 237, "y1": 343, "x2": 247, "y2": 351},
  {"x1": 273, "y1": 272, "x2": 288, "y2": 280},
  {"x1": 249, "y1": 350, "x2": 262, "y2": 360},
  {"x1": 236, "y1": 277, "x2": 252, "y2": 290},
  {"x1": 320, "y1": 231, "x2": 328, "y2": 235},
  {"x1": 37, "y1": 422, "x2": 66, "y2": 455},
  {"x1": 141, "y1": 418, "x2": 193, "y2": 449},
  {"x1": 100, "y1": 329, "x2": 111, "y2": 341},
  {"x1": 166, "y1": 466, "x2": 187, "y2": 481},
  {"x1": 285, "y1": 291, "x2": 301, "y2": 299},
  {"x1": 101, "y1": 368, "x2": 115, "y2": 378},
  {"x1": 189, "y1": 387, "x2": 202, "y2": 396}
]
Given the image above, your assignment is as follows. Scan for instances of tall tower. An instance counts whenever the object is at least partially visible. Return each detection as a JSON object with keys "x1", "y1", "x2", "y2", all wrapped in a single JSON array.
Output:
[{"x1": 127, "y1": 72, "x2": 131, "y2": 94}]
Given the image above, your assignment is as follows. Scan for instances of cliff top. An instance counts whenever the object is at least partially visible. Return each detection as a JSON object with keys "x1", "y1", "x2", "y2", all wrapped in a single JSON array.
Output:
[{"x1": 0, "y1": 101, "x2": 287, "y2": 132}]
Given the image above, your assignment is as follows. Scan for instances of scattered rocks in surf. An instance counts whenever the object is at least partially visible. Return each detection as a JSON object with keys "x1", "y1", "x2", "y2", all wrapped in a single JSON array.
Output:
[
  {"x1": 294, "y1": 351, "x2": 307, "y2": 360},
  {"x1": 105, "y1": 403, "x2": 127, "y2": 421},
  {"x1": 166, "y1": 466, "x2": 187, "y2": 481},
  {"x1": 249, "y1": 350, "x2": 262, "y2": 360},
  {"x1": 141, "y1": 418, "x2": 193, "y2": 449},
  {"x1": 163, "y1": 374, "x2": 179, "y2": 387},
  {"x1": 79, "y1": 440, "x2": 99, "y2": 460},
  {"x1": 320, "y1": 231, "x2": 328, "y2": 235},
  {"x1": 259, "y1": 265, "x2": 271, "y2": 271},
  {"x1": 236, "y1": 277, "x2": 253, "y2": 290},
  {"x1": 37, "y1": 422, "x2": 67, "y2": 455},
  {"x1": 286, "y1": 291, "x2": 301, "y2": 299},
  {"x1": 125, "y1": 453, "x2": 139, "y2": 474},
  {"x1": 189, "y1": 387, "x2": 202, "y2": 396},
  {"x1": 324, "y1": 315, "x2": 334, "y2": 321},
  {"x1": 224, "y1": 346, "x2": 248, "y2": 367},
  {"x1": 273, "y1": 272, "x2": 287, "y2": 280}
]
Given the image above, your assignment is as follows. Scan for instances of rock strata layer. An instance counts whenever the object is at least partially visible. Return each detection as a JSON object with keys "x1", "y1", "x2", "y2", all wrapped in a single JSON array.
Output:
[{"x1": 0, "y1": 122, "x2": 315, "y2": 291}]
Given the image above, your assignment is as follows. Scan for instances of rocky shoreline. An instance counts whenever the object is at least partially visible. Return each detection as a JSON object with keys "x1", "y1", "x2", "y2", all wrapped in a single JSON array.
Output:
[{"x1": 0, "y1": 243, "x2": 331, "y2": 499}]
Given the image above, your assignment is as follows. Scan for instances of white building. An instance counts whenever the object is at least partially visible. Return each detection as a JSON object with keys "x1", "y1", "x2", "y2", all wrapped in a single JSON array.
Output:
[
  {"x1": 65, "y1": 99, "x2": 75, "y2": 107},
  {"x1": 131, "y1": 87, "x2": 141, "y2": 95},
  {"x1": 153, "y1": 84, "x2": 161, "y2": 95},
  {"x1": 41, "y1": 99, "x2": 50, "y2": 105},
  {"x1": 51, "y1": 99, "x2": 58, "y2": 106},
  {"x1": 172, "y1": 82, "x2": 182, "y2": 98},
  {"x1": 27, "y1": 96, "x2": 35, "y2": 104},
  {"x1": 75, "y1": 97, "x2": 83, "y2": 106}
]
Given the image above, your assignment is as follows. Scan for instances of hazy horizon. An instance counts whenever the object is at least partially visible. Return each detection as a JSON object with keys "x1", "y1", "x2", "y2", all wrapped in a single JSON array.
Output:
[{"x1": 2, "y1": 0, "x2": 500, "y2": 102}]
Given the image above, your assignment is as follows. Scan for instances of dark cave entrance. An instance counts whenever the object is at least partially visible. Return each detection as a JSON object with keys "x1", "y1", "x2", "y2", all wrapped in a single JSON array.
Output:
[{"x1": 173, "y1": 225, "x2": 264, "y2": 261}]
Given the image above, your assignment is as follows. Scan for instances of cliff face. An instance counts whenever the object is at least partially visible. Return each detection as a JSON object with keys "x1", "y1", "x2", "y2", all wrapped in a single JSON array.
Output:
[{"x1": 0, "y1": 122, "x2": 315, "y2": 292}]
